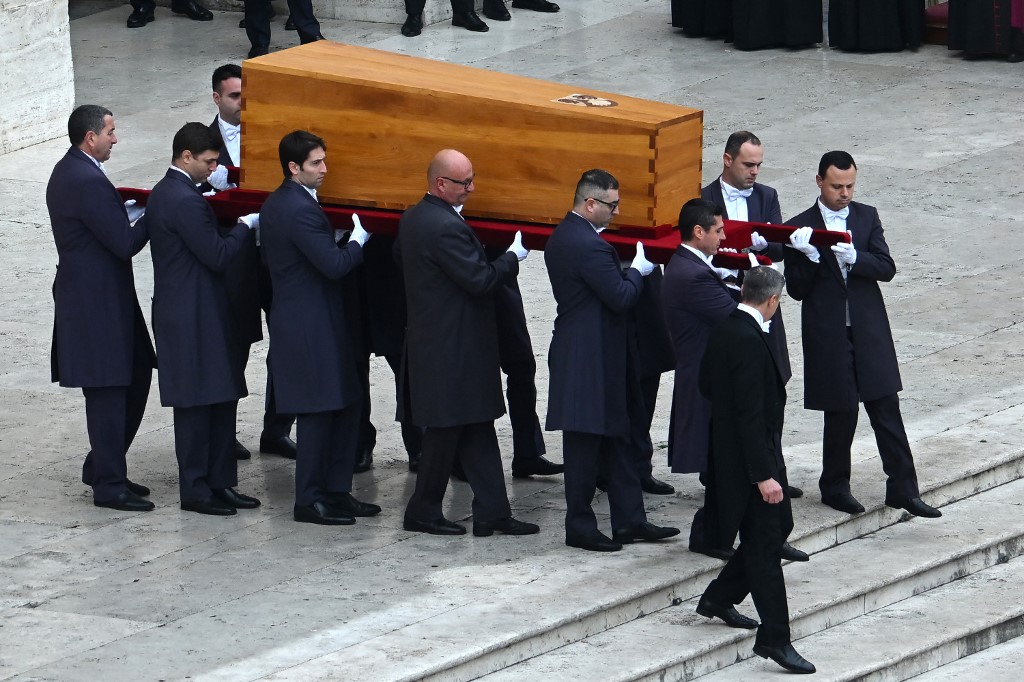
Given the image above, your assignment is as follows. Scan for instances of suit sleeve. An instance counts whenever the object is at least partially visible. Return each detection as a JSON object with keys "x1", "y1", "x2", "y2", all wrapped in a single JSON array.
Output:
[
  {"x1": 849, "y1": 207, "x2": 896, "y2": 283},
  {"x1": 75, "y1": 174, "x2": 149, "y2": 260},
  {"x1": 668, "y1": 268, "x2": 737, "y2": 324},
  {"x1": 431, "y1": 223, "x2": 518, "y2": 297},
  {"x1": 291, "y1": 203, "x2": 364, "y2": 279},
  {"x1": 175, "y1": 193, "x2": 249, "y2": 272},
  {"x1": 578, "y1": 240, "x2": 642, "y2": 314}
]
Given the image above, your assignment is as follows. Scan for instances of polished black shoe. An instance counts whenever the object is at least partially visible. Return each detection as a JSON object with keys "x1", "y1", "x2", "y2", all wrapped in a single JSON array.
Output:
[
  {"x1": 401, "y1": 13, "x2": 423, "y2": 37},
  {"x1": 474, "y1": 516, "x2": 540, "y2": 537},
  {"x1": 788, "y1": 485, "x2": 804, "y2": 498},
  {"x1": 689, "y1": 543, "x2": 735, "y2": 561},
  {"x1": 248, "y1": 45, "x2": 269, "y2": 58},
  {"x1": 641, "y1": 475, "x2": 675, "y2": 495},
  {"x1": 234, "y1": 439, "x2": 251, "y2": 460},
  {"x1": 822, "y1": 491, "x2": 865, "y2": 514},
  {"x1": 325, "y1": 492, "x2": 381, "y2": 517},
  {"x1": 781, "y1": 542, "x2": 809, "y2": 562},
  {"x1": 453, "y1": 11, "x2": 489, "y2": 32},
  {"x1": 887, "y1": 496, "x2": 942, "y2": 518},
  {"x1": 126, "y1": 8, "x2": 154, "y2": 28},
  {"x1": 299, "y1": 32, "x2": 325, "y2": 45},
  {"x1": 238, "y1": 17, "x2": 245, "y2": 28},
  {"x1": 1008, "y1": 52, "x2": 1024, "y2": 63},
  {"x1": 171, "y1": 0, "x2": 213, "y2": 21},
  {"x1": 511, "y1": 0, "x2": 560, "y2": 11},
  {"x1": 125, "y1": 479, "x2": 150, "y2": 497},
  {"x1": 752, "y1": 643, "x2": 816, "y2": 674},
  {"x1": 512, "y1": 456, "x2": 564, "y2": 478},
  {"x1": 181, "y1": 497, "x2": 237, "y2": 516},
  {"x1": 95, "y1": 491, "x2": 154, "y2": 512},
  {"x1": 566, "y1": 531, "x2": 622, "y2": 552},
  {"x1": 353, "y1": 448, "x2": 374, "y2": 473},
  {"x1": 294, "y1": 501, "x2": 355, "y2": 525},
  {"x1": 696, "y1": 595, "x2": 758, "y2": 629},
  {"x1": 613, "y1": 521, "x2": 680, "y2": 544},
  {"x1": 212, "y1": 487, "x2": 261, "y2": 509},
  {"x1": 285, "y1": 14, "x2": 296, "y2": 31},
  {"x1": 259, "y1": 435, "x2": 296, "y2": 459},
  {"x1": 483, "y1": 0, "x2": 511, "y2": 20},
  {"x1": 404, "y1": 516, "x2": 467, "y2": 535}
]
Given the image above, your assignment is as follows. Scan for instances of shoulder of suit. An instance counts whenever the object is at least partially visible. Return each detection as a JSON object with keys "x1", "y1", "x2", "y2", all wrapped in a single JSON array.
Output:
[{"x1": 753, "y1": 182, "x2": 778, "y2": 197}]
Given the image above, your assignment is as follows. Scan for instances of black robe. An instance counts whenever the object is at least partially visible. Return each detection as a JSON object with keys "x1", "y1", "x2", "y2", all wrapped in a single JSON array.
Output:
[
  {"x1": 673, "y1": 0, "x2": 822, "y2": 49},
  {"x1": 829, "y1": 0, "x2": 924, "y2": 52},
  {"x1": 948, "y1": 0, "x2": 1024, "y2": 56}
]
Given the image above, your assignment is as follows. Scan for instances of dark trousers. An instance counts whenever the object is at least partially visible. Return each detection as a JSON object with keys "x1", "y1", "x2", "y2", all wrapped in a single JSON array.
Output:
[
  {"x1": 630, "y1": 374, "x2": 661, "y2": 476},
  {"x1": 355, "y1": 353, "x2": 423, "y2": 458},
  {"x1": 129, "y1": 0, "x2": 155, "y2": 11},
  {"x1": 172, "y1": 401, "x2": 238, "y2": 503},
  {"x1": 405, "y1": 421, "x2": 511, "y2": 523},
  {"x1": 245, "y1": 0, "x2": 319, "y2": 51},
  {"x1": 294, "y1": 405, "x2": 359, "y2": 506},
  {"x1": 262, "y1": 354, "x2": 295, "y2": 440},
  {"x1": 494, "y1": 279, "x2": 545, "y2": 464},
  {"x1": 81, "y1": 358, "x2": 152, "y2": 503},
  {"x1": 562, "y1": 431, "x2": 646, "y2": 538},
  {"x1": 703, "y1": 468, "x2": 793, "y2": 648},
  {"x1": 405, "y1": 0, "x2": 475, "y2": 16}
]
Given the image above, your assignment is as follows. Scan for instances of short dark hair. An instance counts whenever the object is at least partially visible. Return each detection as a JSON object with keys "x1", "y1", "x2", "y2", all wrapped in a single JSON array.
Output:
[
  {"x1": 724, "y1": 130, "x2": 761, "y2": 158},
  {"x1": 573, "y1": 169, "x2": 619, "y2": 205},
  {"x1": 741, "y1": 265, "x2": 785, "y2": 305},
  {"x1": 171, "y1": 122, "x2": 222, "y2": 160},
  {"x1": 677, "y1": 198, "x2": 723, "y2": 242},
  {"x1": 212, "y1": 64, "x2": 242, "y2": 93},
  {"x1": 68, "y1": 105, "x2": 112, "y2": 146},
  {"x1": 818, "y1": 150, "x2": 857, "y2": 179},
  {"x1": 279, "y1": 130, "x2": 326, "y2": 179}
]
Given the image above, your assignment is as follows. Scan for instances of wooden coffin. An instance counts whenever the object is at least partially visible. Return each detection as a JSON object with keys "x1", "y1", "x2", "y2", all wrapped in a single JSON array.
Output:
[{"x1": 240, "y1": 41, "x2": 703, "y2": 227}]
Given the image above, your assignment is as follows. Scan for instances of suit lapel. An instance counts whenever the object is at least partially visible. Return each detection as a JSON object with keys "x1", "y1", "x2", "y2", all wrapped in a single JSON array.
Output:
[
  {"x1": 748, "y1": 185, "x2": 764, "y2": 223},
  {"x1": 707, "y1": 178, "x2": 728, "y2": 218}
]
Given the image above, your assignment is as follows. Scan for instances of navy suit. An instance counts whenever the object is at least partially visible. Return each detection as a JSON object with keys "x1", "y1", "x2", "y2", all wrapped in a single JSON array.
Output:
[
  {"x1": 47, "y1": 147, "x2": 156, "y2": 503},
  {"x1": 545, "y1": 212, "x2": 647, "y2": 538},
  {"x1": 147, "y1": 168, "x2": 250, "y2": 502},
  {"x1": 261, "y1": 180, "x2": 364, "y2": 506},
  {"x1": 785, "y1": 201, "x2": 919, "y2": 503}
]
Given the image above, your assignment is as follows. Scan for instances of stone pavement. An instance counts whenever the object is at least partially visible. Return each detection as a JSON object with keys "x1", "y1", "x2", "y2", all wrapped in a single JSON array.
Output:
[{"x1": 1, "y1": 2, "x2": 1023, "y2": 680}]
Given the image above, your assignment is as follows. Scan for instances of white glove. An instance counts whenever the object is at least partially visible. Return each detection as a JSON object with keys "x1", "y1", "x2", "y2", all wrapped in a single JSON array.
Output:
[
  {"x1": 630, "y1": 241, "x2": 654, "y2": 276},
  {"x1": 748, "y1": 253, "x2": 760, "y2": 268},
  {"x1": 238, "y1": 213, "x2": 260, "y2": 230},
  {"x1": 507, "y1": 230, "x2": 528, "y2": 262},
  {"x1": 788, "y1": 226, "x2": 820, "y2": 262},
  {"x1": 831, "y1": 240, "x2": 857, "y2": 266},
  {"x1": 207, "y1": 165, "x2": 235, "y2": 191},
  {"x1": 750, "y1": 231, "x2": 768, "y2": 252},
  {"x1": 350, "y1": 213, "x2": 370, "y2": 246},
  {"x1": 124, "y1": 199, "x2": 145, "y2": 224}
]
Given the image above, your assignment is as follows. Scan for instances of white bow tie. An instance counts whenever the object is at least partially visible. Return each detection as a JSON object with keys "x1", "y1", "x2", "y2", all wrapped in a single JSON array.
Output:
[
  {"x1": 822, "y1": 206, "x2": 849, "y2": 223},
  {"x1": 723, "y1": 185, "x2": 753, "y2": 201},
  {"x1": 761, "y1": 319, "x2": 772, "y2": 333},
  {"x1": 223, "y1": 126, "x2": 240, "y2": 142}
]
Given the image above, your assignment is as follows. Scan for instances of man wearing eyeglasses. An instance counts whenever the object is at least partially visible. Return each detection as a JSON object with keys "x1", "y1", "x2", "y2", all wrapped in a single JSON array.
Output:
[{"x1": 398, "y1": 149, "x2": 540, "y2": 538}]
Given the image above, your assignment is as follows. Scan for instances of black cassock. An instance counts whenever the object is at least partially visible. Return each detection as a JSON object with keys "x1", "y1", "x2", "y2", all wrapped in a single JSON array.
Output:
[
  {"x1": 828, "y1": 0, "x2": 924, "y2": 52},
  {"x1": 948, "y1": 0, "x2": 1024, "y2": 56},
  {"x1": 672, "y1": 0, "x2": 822, "y2": 49}
]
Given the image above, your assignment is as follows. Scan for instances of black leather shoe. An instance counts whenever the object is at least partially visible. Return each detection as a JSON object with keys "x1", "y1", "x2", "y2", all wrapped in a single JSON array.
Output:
[
  {"x1": 181, "y1": 497, "x2": 237, "y2": 516},
  {"x1": 234, "y1": 439, "x2": 251, "y2": 460},
  {"x1": 474, "y1": 516, "x2": 540, "y2": 537},
  {"x1": 887, "y1": 496, "x2": 942, "y2": 518},
  {"x1": 299, "y1": 32, "x2": 325, "y2": 45},
  {"x1": 483, "y1": 0, "x2": 511, "y2": 20},
  {"x1": 95, "y1": 491, "x2": 154, "y2": 512},
  {"x1": 641, "y1": 475, "x2": 675, "y2": 495},
  {"x1": 408, "y1": 452, "x2": 421, "y2": 472},
  {"x1": 259, "y1": 435, "x2": 296, "y2": 459},
  {"x1": 248, "y1": 45, "x2": 269, "y2": 58},
  {"x1": 696, "y1": 595, "x2": 758, "y2": 629},
  {"x1": 512, "y1": 456, "x2": 564, "y2": 478},
  {"x1": 401, "y1": 13, "x2": 423, "y2": 37},
  {"x1": 171, "y1": 0, "x2": 213, "y2": 21},
  {"x1": 822, "y1": 491, "x2": 865, "y2": 514},
  {"x1": 212, "y1": 487, "x2": 261, "y2": 509},
  {"x1": 1008, "y1": 52, "x2": 1024, "y2": 63},
  {"x1": 788, "y1": 485, "x2": 804, "y2": 498},
  {"x1": 126, "y1": 8, "x2": 154, "y2": 28},
  {"x1": 566, "y1": 531, "x2": 622, "y2": 552},
  {"x1": 285, "y1": 14, "x2": 296, "y2": 31},
  {"x1": 511, "y1": 0, "x2": 560, "y2": 11},
  {"x1": 752, "y1": 643, "x2": 816, "y2": 674},
  {"x1": 781, "y1": 542, "x2": 809, "y2": 562},
  {"x1": 325, "y1": 492, "x2": 381, "y2": 517},
  {"x1": 125, "y1": 479, "x2": 150, "y2": 497},
  {"x1": 294, "y1": 501, "x2": 355, "y2": 525},
  {"x1": 353, "y1": 448, "x2": 373, "y2": 473},
  {"x1": 613, "y1": 521, "x2": 680, "y2": 544},
  {"x1": 453, "y1": 11, "x2": 489, "y2": 32},
  {"x1": 404, "y1": 517, "x2": 467, "y2": 535},
  {"x1": 689, "y1": 543, "x2": 735, "y2": 561},
  {"x1": 238, "y1": 17, "x2": 245, "y2": 28}
]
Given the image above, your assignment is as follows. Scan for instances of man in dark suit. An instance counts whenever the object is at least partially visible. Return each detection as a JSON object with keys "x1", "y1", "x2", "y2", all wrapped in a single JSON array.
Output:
[
  {"x1": 244, "y1": 0, "x2": 322, "y2": 58},
  {"x1": 784, "y1": 151, "x2": 940, "y2": 518},
  {"x1": 48, "y1": 105, "x2": 157, "y2": 512},
  {"x1": 146, "y1": 123, "x2": 262, "y2": 516},
  {"x1": 126, "y1": 0, "x2": 212, "y2": 29},
  {"x1": 260, "y1": 131, "x2": 380, "y2": 525},
  {"x1": 398, "y1": 149, "x2": 539, "y2": 538},
  {"x1": 400, "y1": 0, "x2": 560, "y2": 37},
  {"x1": 696, "y1": 266, "x2": 815, "y2": 675},
  {"x1": 545, "y1": 169, "x2": 679, "y2": 552}
]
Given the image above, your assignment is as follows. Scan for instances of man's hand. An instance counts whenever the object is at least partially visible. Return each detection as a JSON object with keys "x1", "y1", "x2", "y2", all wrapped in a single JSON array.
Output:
[
  {"x1": 238, "y1": 213, "x2": 260, "y2": 230},
  {"x1": 507, "y1": 230, "x2": 528, "y2": 261},
  {"x1": 630, "y1": 241, "x2": 654, "y2": 276},
  {"x1": 207, "y1": 165, "x2": 235, "y2": 191},
  {"x1": 787, "y1": 226, "x2": 819, "y2": 262},
  {"x1": 757, "y1": 478, "x2": 784, "y2": 504},
  {"x1": 124, "y1": 199, "x2": 145, "y2": 224},
  {"x1": 750, "y1": 231, "x2": 768, "y2": 252},
  {"x1": 831, "y1": 240, "x2": 857, "y2": 267},
  {"x1": 350, "y1": 213, "x2": 370, "y2": 246}
]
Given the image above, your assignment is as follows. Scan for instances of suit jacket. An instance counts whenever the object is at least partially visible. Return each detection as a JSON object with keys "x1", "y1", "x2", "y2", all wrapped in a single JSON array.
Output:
[
  {"x1": 662, "y1": 245, "x2": 737, "y2": 472},
  {"x1": 784, "y1": 200, "x2": 902, "y2": 411},
  {"x1": 397, "y1": 194, "x2": 518, "y2": 428},
  {"x1": 698, "y1": 308, "x2": 790, "y2": 548},
  {"x1": 47, "y1": 147, "x2": 156, "y2": 388},
  {"x1": 208, "y1": 115, "x2": 235, "y2": 168},
  {"x1": 146, "y1": 168, "x2": 250, "y2": 407},
  {"x1": 261, "y1": 180, "x2": 365, "y2": 414},
  {"x1": 544, "y1": 211, "x2": 644, "y2": 439}
]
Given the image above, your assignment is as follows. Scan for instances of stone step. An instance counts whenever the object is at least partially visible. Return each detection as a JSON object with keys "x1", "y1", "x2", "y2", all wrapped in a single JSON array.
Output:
[
  {"x1": 911, "y1": 633, "x2": 1024, "y2": 681},
  {"x1": 475, "y1": 477, "x2": 1024, "y2": 681}
]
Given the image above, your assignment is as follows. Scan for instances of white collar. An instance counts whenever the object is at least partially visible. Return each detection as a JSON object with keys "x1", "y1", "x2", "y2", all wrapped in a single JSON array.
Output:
[
  {"x1": 737, "y1": 303, "x2": 771, "y2": 332},
  {"x1": 572, "y1": 210, "x2": 605, "y2": 233},
  {"x1": 681, "y1": 243, "x2": 714, "y2": 267}
]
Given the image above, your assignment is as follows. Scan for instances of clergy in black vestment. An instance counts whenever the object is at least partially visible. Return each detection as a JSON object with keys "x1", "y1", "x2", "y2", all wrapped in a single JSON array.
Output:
[
  {"x1": 829, "y1": 0, "x2": 924, "y2": 52},
  {"x1": 948, "y1": 0, "x2": 1024, "y2": 61},
  {"x1": 673, "y1": 0, "x2": 822, "y2": 50}
]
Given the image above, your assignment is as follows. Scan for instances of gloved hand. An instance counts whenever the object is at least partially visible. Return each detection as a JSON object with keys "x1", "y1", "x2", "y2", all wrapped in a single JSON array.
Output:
[
  {"x1": 207, "y1": 165, "x2": 235, "y2": 191},
  {"x1": 750, "y1": 231, "x2": 768, "y2": 252},
  {"x1": 124, "y1": 199, "x2": 145, "y2": 224},
  {"x1": 788, "y1": 226, "x2": 819, "y2": 262},
  {"x1": 713, "y1": 266, "x2": 739, "y2": 280},
  {"x1": 831, "y1": 240, "x2": 857, "y2": 267},
  {"x1": 350, "y1": 213, "x2": 370, "y2": 246},
  {"x1": 748, "y1": 252, "x2": 760, "y2": 268},
  {"x1": 507, "y1": 230, "x2": 528, "y2": 262},
  {"x1": 630, "y1": 241, "x2": 654, "y2": 276},
  {"x1": 238, "y1": 213, "x2": 260, "y2": 230}
]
